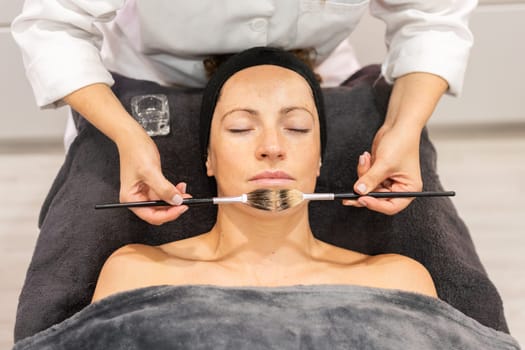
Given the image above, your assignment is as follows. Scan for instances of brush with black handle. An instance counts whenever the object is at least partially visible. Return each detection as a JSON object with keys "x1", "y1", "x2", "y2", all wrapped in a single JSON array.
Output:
[{"x1": 95, "y1": 189, "x2": 455, "y2": 212}]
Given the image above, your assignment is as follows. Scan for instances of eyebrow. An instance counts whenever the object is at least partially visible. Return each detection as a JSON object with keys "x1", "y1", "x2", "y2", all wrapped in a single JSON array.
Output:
[{"x1": 221, "y1": 106, "x2": 315, "y2": 121}]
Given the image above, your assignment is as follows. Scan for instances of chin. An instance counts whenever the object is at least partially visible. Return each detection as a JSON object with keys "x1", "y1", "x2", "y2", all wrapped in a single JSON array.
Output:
[{"x1": 244, "y1": 202, "x2": 306, "y2": 216}]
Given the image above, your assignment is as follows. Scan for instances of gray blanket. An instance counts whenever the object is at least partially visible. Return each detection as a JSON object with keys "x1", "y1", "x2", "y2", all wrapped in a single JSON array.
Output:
[
  {"x1": 13, "y1": 285, "x2": 520, "y2": 350},
  {"x1": 14, "y1": 66, "x2": 509, "y2": 341}
]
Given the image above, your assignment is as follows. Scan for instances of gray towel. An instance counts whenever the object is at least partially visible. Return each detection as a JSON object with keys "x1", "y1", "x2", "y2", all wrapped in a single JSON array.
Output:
[
  {"x1": 13, "y1": 285, "x2": 521, "y2": 350},
  {"x1": 14, "y1": 66, "x2": 509, "y2": 341}
]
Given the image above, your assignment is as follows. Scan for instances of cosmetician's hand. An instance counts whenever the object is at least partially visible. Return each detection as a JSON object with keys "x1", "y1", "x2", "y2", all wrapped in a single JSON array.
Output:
[
  {"x1": 63, "y1": 83, "x2": 191, "y2": 225},
  {"x1": 117, "y1": 129, "x2": 191, "y2": 225},
  {"x1": 342, "y1": 71, "x2": 448, "y2": 215},
  {"x1": 342, "y1": 124, "x2": 423, "y2": 215}
]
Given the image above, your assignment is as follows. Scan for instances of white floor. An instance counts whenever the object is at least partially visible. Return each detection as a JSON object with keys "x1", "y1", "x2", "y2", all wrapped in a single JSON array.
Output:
[{"x1": 0, "y1": 127, "x2": 524, "y2": 348}]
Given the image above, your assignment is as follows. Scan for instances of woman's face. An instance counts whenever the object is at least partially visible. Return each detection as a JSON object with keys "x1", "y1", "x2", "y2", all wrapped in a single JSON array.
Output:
[{"x1": 206, "y1": 65, "x2": 321, "y2": 198}]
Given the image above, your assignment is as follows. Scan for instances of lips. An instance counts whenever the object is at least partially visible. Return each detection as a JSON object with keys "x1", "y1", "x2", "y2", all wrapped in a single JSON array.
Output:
[{"x1": 249, "y1": 170, "x2": 294, "y2": 181}]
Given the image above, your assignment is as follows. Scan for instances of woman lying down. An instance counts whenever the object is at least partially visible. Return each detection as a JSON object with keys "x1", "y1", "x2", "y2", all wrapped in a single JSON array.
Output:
[{"x1": 14, "y1": 47, "x2": 519, "y2": 350}]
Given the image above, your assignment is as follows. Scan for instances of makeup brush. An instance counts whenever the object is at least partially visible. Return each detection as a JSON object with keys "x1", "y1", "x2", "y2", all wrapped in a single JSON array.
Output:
[
  {"x1": 94, "y1": 189, "x2": 454, "y2": 212},
  {"x1": 94, "y1": 189, "x2": 277, "y2": 211},
  {"x1": 274, "y1": 189, "x2": 455, "y2": 212}
]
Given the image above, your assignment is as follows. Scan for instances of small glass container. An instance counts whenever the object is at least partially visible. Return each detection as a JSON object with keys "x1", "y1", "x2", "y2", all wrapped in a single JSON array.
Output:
[{"x1": 130, "y1": 94, "x2": 170, "y2": 136}]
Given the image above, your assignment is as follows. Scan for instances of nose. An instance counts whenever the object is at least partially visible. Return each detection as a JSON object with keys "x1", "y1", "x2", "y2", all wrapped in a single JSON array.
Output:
[{"x1": 255, "y1": 128, "x2": 286, "y2": 161}]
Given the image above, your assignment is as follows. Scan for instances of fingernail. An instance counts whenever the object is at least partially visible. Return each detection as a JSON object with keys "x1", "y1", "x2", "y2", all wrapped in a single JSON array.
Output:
[
  {"x1": 181, "y1": 183, "x2": 187, "y2": 193},
  {"x1": 357, "y1": 183, "x2": 367, "y2": 194},
  {"x1": 359, "y1": 155, "x2": 365, "y2": 166},
  {"x1": 171, "y1": 194, "x2": 183, "y2": 206},
  {"x1": 358, "y1": 198, "x2": 367, "y2": 207},
  {"x1": 181, "y1": 206, "x2": 189, "y2": 214}
]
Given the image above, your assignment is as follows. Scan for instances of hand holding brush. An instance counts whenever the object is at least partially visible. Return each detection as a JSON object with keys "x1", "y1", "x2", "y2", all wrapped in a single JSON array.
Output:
[{"x1": 95, "y1": 189, "x2": 455, "y2": 212}]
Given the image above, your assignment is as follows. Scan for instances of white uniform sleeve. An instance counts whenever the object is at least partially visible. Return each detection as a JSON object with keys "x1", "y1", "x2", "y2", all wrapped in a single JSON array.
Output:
[
  {"x1": 371, "y1": 0, "x2": 477, "y2": 96},
  {"x1": 11, "y1": 0, "x2": 125, "y2": 108}
]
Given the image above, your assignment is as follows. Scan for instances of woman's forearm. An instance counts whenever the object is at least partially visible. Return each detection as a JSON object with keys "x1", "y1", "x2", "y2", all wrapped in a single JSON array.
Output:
[
  {"x1": 384, "y1": 72, "x2": 449, "y2": 134},
  {"x1": 64, "y1": 83, "x2": 185, "y2": 223},
  {"x1": 349, "y1": 72, "x2": 449, "y2": 214},
  {"x1": 63, "y1": 83, "x2": 147, "y2": 147}
]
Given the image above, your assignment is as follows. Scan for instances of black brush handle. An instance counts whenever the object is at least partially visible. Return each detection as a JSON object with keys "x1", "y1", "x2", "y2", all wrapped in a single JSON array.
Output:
[
  {"x1": 333, "y1": 191, "x2": 455, "y2": 200},
  {"x1": 94, "y1": 197, "x2": 214, "y2": 209}
]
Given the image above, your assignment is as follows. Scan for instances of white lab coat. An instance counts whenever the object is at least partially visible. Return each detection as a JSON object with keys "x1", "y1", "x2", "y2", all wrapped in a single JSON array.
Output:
[{"x1": 12, "y1": 0, "x2": 476, "y2": 110}]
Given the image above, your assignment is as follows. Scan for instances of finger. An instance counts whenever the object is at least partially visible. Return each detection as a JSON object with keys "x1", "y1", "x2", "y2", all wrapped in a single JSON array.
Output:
[
  {"x1": 146, "y1": 171, "x2": 183, "y2": 205},
  {"x1": 176, "y1": 182, "x2": 188, "y2": 194},
  {"x1": 341, "y1": 199, "x2": 365, "y2": 207},
  {"x1": 131, "y1": 205, "x2": 189, "y2": 226},
  {"x1": 175, "y1": 182, "x2": 187, "y2": 194},
  {"x1": 356, "y1": 151, "x2": 371, "y2": 178},
  {"x1": 354, "y1": 159, "x2": 389, "y2": 195},
  {"x1": 176, "y1": 182, "x2": 193, "y2": 199},
  {"x1": 357, "y1": 196, "x2": 413, "y2": 215}
]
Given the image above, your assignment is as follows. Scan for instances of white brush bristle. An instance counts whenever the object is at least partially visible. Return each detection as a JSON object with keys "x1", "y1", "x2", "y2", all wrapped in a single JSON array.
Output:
[{"x1": 246, "y1": 189, "x2": 304, "y2": 212}]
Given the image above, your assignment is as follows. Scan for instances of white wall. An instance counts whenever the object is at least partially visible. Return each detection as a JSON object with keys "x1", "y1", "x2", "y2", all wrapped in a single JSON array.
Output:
[
  {"x1": 434, "y1": 3, "x2": 525, "y2": 125},
  {"x1": 0, "y1": 1, "x2": 68, "y2": 142},
  {"x1": 1, "y1": 1, "x2": 524, "y2": 142},
  {"x1": 348, "y1": 0, "x2": 525, "y2": 126}
]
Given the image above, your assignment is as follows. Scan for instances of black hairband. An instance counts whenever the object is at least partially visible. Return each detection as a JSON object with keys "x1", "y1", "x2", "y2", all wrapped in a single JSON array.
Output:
[{"x1": 199, "y1": 46, "x2": 327, "y2": 162}]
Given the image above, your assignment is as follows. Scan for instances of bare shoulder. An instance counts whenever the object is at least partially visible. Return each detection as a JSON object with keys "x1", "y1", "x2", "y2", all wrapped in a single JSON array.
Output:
[
  {"x1": 368, "y1": 253, "x2": 438, "y2": 298},
  {"x1": 91, "y1": 235, "x2": 212, "y2": 303},
  {"x1": 91, "y1": 244, "x2": 167, "y2": 303},
  {"x1": 314, "y1": 239, "x2": 370, "y2": 265},
  {"x1": 156, "y1": 233, "x2": 212, "y2": 259}
]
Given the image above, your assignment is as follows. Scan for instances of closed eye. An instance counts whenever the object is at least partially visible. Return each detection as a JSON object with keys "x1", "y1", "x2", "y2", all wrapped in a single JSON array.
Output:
[
  {"x1": 228, "y1": 128, "x2": 253, "y2": 133},
  {"x1": 286, "y1": 128, "x2": 311, "y2": 133}
]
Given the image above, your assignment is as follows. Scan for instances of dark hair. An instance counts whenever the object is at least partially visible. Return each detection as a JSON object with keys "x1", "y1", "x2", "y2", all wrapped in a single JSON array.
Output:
[
  {"x1": 203, "y1": 48, "x2": 323, "y2": 83},
  {"x1": 199, "y1": 47, "x2": 327, "y2": 163}
]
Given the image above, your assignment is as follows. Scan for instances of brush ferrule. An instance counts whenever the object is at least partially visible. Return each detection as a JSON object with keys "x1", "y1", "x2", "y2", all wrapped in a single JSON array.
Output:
[
  {"x1": 302, "y1": 193, "x2": 335, "y2": 201},
  {"x1": 212, "y1": 194, "x2": 247, "y2": 204}
]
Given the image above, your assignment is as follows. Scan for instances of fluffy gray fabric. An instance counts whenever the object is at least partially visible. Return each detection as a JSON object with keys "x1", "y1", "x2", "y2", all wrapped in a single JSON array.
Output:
[
  {"x1": 13, "y1": 285, "x2": 520, "y2": 350},
  {"x1": 14, "y1": 67, "x2": 509, "y2": 341}
]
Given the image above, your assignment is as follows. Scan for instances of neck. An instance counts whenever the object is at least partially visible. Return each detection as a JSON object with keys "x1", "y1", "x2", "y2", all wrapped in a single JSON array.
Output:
[{"x1": 208, "y1": 203, "x2": 318, "y2": 267}]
